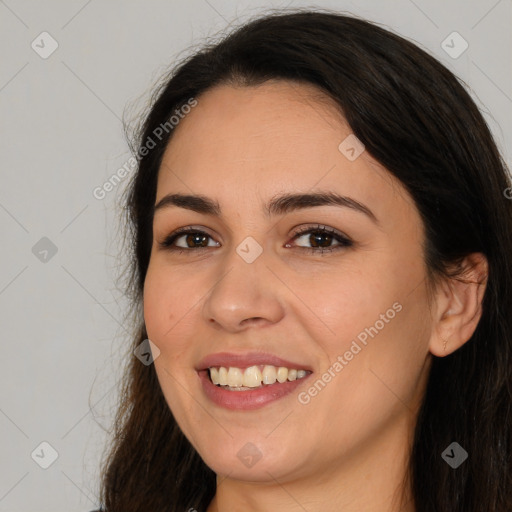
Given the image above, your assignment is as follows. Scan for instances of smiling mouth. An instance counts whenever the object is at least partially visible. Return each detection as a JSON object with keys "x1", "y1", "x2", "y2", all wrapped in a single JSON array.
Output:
[{"x1": 207, "y1": 364, "x2": 311, "y2": 390}]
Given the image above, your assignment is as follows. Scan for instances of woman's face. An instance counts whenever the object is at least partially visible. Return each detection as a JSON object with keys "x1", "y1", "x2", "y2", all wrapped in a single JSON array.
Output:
[{"x1": 143, "y1": 81, "x2": 434, "y2": 483}]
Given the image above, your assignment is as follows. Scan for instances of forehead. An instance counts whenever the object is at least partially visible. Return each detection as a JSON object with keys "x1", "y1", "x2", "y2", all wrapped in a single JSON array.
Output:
[
  {"x1": 156, "y1": 81, "x2": 405, "y2": 214},
  {"x1": 161, "y1": 80, "x2": 347, "y2": 167}
]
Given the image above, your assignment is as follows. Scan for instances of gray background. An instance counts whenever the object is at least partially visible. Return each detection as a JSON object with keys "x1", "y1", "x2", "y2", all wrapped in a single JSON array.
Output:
[{"x1": 0, "y1": 0, "x2": 510, "y2": 510}]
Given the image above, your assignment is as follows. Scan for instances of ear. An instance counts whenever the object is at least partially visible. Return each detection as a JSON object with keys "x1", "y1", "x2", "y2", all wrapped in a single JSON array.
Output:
[{"x1": 429, "y1": 252, "x2": 488, "y2": 357}]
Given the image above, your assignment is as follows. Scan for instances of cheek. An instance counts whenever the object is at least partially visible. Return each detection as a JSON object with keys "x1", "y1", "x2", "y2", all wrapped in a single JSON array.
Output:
[
  {"x1": 365, "y1": 290, "x2": 432, "y2": 391},
  {"x1": 143, "y1": 269, "x2": 166, "y2": 340},
  {"x1": 144, "y1": 268, "x2": 200, "y2": 422},
  {"x1": 143, "y1": 264, "x2": 181, "y2": 348},
  {"x1": 309, "y1": 266, "x2": 429, "y2": 396},
  {"x1": 330, "y1": 289, "x2": 431, "y2": 431},
  {"x1": 303, "y1": 297, "x2": 429, "y2": 456},
  {"x1": 143, "y1": 262, "x2": 203, "y2": 365},
  {"x1": 304, "y1": 267, "x2": 391, "y2": 342}
]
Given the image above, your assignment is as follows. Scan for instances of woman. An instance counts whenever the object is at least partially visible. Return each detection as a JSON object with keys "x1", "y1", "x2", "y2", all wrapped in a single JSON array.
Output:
[{"x1": 96, "y1": 8, "x2": 512, "y2": 512}]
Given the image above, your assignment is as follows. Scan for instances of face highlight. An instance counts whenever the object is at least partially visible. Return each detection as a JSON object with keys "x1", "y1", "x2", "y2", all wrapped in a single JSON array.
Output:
[{"x1": 142, "y1": 81, "x2": 434, "y2": 487}]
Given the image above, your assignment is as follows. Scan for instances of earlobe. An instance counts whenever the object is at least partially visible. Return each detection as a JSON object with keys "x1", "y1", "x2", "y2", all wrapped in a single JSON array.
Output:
[{"x1": 429, "y1": 252, "x2": 488, "y2": 357}]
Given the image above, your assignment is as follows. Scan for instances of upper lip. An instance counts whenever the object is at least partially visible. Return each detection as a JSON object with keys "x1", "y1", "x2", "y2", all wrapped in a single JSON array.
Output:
[{"x1": 196, "y1": 352, "x2": 313, "y2": 372}]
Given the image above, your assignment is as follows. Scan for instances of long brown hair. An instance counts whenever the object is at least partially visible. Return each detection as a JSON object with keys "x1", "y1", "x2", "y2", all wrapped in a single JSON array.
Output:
[{"x1": 97, "y1": 8, "x2": 512, "y2": 511}]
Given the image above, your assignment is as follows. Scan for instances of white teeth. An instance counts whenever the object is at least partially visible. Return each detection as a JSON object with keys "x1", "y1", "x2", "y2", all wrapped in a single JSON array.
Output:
[
  {"x1": 208, "y1": 364, "x2": 309, "y2": 389},
  {"x1": 262, "y1": 365, "x2": 277, "y2": 385},
  {"x1": 276, "y1": 366, "x2": 288, "y2": 383},
  {"x1": 218, "y1": 367, "x2": 228, "y2": 386},
  {"x1": 243, "y1": 366, "x2": 263, "y2": 388},
  {"x1": 227, "y1": 367, "x2": 244, "y2": 387},
  {"x1": 210, "y1": 367, "x2": 220, "y2": 385}
]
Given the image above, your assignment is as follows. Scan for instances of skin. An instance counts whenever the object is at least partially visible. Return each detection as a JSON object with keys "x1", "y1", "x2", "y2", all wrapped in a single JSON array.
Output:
[{"x1": 143, "y1": 80, "x2": 488, "y2": 512}]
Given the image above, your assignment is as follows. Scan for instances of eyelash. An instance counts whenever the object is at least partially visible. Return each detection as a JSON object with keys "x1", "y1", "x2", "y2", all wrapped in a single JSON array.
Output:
[{"x1": 159, "y1": 224, "x2": 353, "y2": 255}]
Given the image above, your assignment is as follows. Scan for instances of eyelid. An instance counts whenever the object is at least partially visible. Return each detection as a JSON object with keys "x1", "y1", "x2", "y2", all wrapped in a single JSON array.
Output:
[
  {"x1": 158, "y1": 223, "x2": 353, "y2": 254},
  {"x1": 158, "y1": 225, "x2": 219, "y2": 247}
]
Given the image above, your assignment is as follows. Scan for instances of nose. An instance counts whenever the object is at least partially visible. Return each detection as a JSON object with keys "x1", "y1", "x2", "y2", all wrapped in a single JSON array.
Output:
[{"x1": 201, "y1": 246, "x2": 285, "y2": 332}]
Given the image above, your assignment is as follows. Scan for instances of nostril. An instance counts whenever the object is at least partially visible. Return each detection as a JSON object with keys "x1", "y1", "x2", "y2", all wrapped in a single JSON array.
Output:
[{"x1": 241, "y1": 317, "x2": 265, "y2": 326}]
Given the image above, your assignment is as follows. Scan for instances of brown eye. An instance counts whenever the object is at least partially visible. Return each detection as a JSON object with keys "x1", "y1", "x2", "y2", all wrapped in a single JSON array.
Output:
[
  {"x1": 159, "y1": 224, "x2": 353, "y2": 255},
  {"x1": 160, "y1": 228, "x2": 219, "y2": 251},
  {"x1": 289, "y1": 224, "x2": 353, "y2": 254}
]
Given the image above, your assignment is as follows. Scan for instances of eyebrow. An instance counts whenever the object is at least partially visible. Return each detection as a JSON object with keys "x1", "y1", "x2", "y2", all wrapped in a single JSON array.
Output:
[{"x1": 154, "y1": 191, "x2": 378, "y2": 224}]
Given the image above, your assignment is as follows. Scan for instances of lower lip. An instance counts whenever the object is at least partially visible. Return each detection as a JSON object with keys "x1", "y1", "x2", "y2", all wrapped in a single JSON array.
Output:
[{"x1": 198, "y1": 370, "x2": 312, "y2": 410}]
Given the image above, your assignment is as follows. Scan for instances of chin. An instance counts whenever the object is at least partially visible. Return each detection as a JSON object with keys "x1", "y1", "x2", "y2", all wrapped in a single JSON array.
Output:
[
  {"x1": 204, "y1": 457, "x2": 295, "y2": 482},
  {"x1": 196, "y1": 437, "x2": 304, "y2": 481}
]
